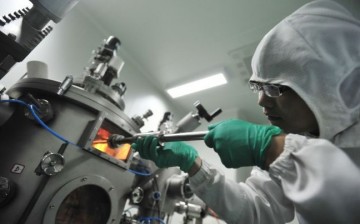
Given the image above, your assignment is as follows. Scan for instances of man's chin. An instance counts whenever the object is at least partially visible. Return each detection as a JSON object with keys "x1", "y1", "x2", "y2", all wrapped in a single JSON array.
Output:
[{"x1": 267, "y1": 117, "x2": 283, "y2": 126}]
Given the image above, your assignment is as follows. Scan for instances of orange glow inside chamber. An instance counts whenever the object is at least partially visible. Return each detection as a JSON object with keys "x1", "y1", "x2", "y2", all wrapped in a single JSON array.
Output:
[{"x1": 92, "y1": 128, "x2": 131, "y2": 161}]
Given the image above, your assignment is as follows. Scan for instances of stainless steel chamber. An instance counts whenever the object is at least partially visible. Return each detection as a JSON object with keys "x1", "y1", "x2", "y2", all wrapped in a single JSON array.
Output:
[
  {"x1": 0, "y1": 33, "x2": 221, "y2": 223},
  {"x1": 0, "y1": 77, "x2": 140, "y2": 224}
]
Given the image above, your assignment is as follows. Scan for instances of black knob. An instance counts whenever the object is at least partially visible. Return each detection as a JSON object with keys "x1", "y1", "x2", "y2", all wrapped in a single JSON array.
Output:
[
  {"x1": 112, "y1": 82, "x2": 127, "y2": 96},
  {"x1": 105, "y1": 36, "x2": 121, "y2": 50},
  {"x1": 194, "y1": 101, "x2": 222, "y2": 122},
  {"x1": 14, "y1": 12, "x2": 21, "y2": 18},
  {"x1": 18, "y1": 9, "x2": 25, "y2": 16},
  {"x1": 8, "y1": 13, "x2": 15, "y2": 21},
  {"x1": 0, "y1": 177, "x2": 16, "y2": 207},
  {"x1": 2, "y1": 15, "x2": 11, "y2": 23}
]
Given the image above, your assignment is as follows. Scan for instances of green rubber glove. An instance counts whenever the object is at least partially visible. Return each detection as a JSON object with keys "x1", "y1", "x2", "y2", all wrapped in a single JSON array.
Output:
[
  {"x1": 131, "y1": 135, "x2": 198, "y2": 172},
  {"x1": 204, "y1": 119, "x2": 282, "y2": 169}
]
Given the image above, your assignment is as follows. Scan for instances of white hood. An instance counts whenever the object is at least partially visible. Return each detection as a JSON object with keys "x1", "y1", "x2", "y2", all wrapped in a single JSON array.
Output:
[{"x1": 250, "y1": 0, "x2": 360, "y2": 145}]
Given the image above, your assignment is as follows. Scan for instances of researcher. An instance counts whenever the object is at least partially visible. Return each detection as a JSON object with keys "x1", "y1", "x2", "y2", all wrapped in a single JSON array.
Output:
[{"x1": 132, "y1": 1, "x2": 360, "y2": 223}]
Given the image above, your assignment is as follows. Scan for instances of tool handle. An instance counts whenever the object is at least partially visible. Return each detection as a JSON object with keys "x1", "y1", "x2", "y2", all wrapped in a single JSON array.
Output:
[
  {"x1": 108, "y1": 131, "x2": 208, "y2": 148},
  {"x1": 156, "y1": 131, "x2": 208, "y2": 142}
]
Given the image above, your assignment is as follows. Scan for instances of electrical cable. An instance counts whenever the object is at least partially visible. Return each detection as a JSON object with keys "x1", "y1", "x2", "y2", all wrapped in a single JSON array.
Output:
[
  {"x1": 138, "y1": 216, "x2": 165, "y2": 224},
  {"x1": 30, "y1": 104, "x2": 78, "y2": 146},
  {"x1": 0, "y1": 99, "x2": 153, "y2": 176},
  {"x1": 152, "y1": 177, "x2": 161, "y2": 218},
  {"x1": 127, "y1": 158, "x2": 153, "y2": 176},
  {"x1": 127, "y1": 168, "x2": 152, "y2": 176},
  {"x1": 0, "y1": 99, "x2": 78, "y2": 146}
]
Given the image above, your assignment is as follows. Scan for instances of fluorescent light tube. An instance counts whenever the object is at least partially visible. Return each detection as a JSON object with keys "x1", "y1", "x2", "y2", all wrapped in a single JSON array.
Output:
[{"x1": 166, "y1": 73, "x2": 227, "y2": 98}]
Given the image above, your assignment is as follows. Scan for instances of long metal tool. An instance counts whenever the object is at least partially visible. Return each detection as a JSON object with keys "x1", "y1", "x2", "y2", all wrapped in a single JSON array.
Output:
[{"x1": 108, "y1": 130, "x2": 208, "y2": 148}]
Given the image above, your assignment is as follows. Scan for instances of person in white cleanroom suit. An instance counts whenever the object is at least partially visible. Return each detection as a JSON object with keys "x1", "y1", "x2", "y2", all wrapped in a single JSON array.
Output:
[{"x1": 132, "y1": 1, "x2": 360, "y2": 223}]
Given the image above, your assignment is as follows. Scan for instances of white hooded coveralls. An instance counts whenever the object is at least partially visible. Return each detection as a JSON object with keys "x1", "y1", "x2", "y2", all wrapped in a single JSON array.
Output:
[{"x1": 189, "y1": 1, "x2": 360, "y2": 223}]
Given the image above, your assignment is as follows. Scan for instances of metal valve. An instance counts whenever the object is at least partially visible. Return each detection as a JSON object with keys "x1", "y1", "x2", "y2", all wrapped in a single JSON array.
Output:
[
  {"x1": 38, "y1": 152, "x2": 65, "y2": 176},
  {"x1": 174, "y1": 101, "x2": 222, "y2": 133},
  {"x1": 194, "y1": 100, "x2": 222, "y2": 122}
]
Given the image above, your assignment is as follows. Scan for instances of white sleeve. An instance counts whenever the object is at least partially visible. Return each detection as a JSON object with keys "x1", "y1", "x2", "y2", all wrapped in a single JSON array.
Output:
[
  {"x1": 189, "y1": 134, "x2": 360, "y2": 224},
  {"x1": 189, "y1": 161, "x2": 295, "y2": 224},
  {"x1": 269, "y1": 134, "x2": 360, "y2": 223}
]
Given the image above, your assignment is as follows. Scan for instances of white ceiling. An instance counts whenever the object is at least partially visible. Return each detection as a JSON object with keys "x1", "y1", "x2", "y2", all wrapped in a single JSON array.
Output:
[{"x1": 77, "y1": 0, "x2": 312, "y2": 123}]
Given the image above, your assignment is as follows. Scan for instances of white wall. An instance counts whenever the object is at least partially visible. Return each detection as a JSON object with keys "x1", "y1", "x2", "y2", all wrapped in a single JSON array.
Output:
[{"x1": 1, "y1": 1, "x2": 186, "y2": 132}]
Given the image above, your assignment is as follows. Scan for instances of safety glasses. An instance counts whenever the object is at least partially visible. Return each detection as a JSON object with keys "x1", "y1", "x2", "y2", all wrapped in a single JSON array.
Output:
[{"x1": 249, "y1": 81, "x2": 290, "y2": 97}]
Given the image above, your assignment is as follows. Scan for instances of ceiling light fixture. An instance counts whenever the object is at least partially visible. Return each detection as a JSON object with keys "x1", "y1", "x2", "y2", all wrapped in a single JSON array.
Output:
[{"x1": 166, "y1": 72, "x2": 227, "y2": 98}]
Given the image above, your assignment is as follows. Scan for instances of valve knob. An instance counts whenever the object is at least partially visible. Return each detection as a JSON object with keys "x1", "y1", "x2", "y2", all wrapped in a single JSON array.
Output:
[
  {"x1": 40, "y1": 152, "x2": 65, "y2": 176},
  {"x1": 194, "y1": 101, "x2": 222, "y2": 122}
]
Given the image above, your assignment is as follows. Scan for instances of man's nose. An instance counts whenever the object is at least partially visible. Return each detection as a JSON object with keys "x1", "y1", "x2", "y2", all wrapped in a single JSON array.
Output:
[{"x1": 257, "y1": 91, "x2": 275, "y2": 108}]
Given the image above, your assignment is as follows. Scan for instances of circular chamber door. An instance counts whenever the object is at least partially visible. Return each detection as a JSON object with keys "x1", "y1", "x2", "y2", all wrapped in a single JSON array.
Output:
[{"x1": 43, "y1": 175, "x2": 119, "y2": 224}]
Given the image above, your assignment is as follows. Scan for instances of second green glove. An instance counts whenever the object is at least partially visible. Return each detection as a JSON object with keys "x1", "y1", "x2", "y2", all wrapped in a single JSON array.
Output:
[
  {"x1": 204, "y1": 119, "x2": 282, "y2": 169},
  {"x1": 131, "y1": 135, "x2": 198, "y2": 172}
]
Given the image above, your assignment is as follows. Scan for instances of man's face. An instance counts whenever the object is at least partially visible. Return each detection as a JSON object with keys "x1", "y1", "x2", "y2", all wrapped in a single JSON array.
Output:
[{"x1": 257, "y1": 88, "x2": 319, "y2": 135}]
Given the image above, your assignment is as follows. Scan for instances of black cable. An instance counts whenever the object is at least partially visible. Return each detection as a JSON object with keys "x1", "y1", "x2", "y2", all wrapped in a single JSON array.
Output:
[{"x1": 152, "y1": 177, "x2": 162, "y2": 222}]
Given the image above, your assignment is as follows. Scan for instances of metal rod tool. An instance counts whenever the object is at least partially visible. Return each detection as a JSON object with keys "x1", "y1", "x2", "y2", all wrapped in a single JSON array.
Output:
[{"x1": 108, "y1": 130, "x2": 208, "y2": 148}]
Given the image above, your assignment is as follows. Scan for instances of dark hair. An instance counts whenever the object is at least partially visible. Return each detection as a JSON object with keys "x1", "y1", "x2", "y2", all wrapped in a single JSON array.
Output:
[{"x1": 158, "y1": 112, "x2": 172, "y2": 131}]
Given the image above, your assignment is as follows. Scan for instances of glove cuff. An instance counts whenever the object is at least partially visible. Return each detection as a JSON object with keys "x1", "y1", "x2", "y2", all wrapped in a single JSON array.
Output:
[
  {"x1": 180, "y1": 150, "x2": 198, "y2": 172},
  {"x1": 258, "y1": 126, "x2": 282, "y2": 169}
]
